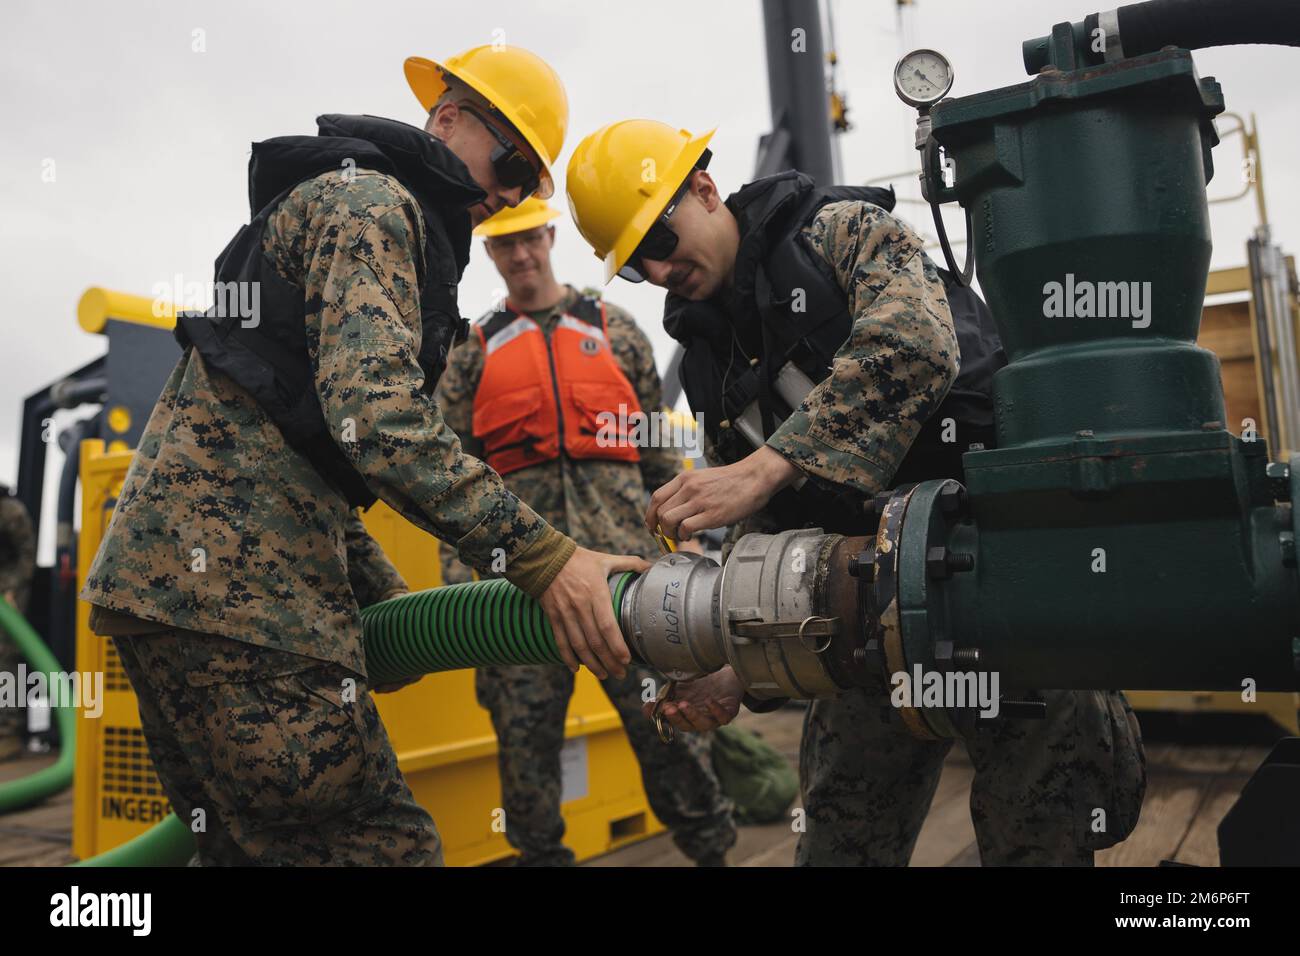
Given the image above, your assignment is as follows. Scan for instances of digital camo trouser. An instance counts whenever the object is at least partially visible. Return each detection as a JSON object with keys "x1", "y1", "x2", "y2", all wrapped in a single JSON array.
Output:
[
  {"x1": 114, "y1": 629, "x2": 441, "y2": 866},
  {"x1": 796, "y1": 687, "x2": 1146, "y2": 866},
  {"x1": 476, "y1": 662, "x2": 738, "y2": 866}
]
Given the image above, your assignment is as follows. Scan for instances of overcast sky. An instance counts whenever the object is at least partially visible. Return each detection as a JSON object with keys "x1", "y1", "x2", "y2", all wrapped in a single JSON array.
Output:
[{"x1": 2, "y1": 0, "x2": 1296, "y2": 556}]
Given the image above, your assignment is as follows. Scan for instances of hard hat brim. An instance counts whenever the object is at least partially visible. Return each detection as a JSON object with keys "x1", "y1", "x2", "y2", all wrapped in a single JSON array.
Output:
[
  {"x1": 603, "y1": 127, "x2": 715, "y2": 284},
  {"x1": 405, "y1": 55, "x2": 556, "y2": 200},
  {"x1": 474, "y1": 203, "x2": 563, "y2": 238}
]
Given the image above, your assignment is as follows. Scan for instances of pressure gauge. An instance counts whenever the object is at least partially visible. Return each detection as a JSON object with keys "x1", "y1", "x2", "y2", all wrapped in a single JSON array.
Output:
[{"x1": 893, "y1": 49, "x2": 954, "y2": 110}]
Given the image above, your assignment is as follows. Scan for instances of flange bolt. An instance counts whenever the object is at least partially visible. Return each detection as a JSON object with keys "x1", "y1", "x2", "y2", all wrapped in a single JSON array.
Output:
[{"x1": 927, "y1": 547, "x2": 975, "y2": 580}]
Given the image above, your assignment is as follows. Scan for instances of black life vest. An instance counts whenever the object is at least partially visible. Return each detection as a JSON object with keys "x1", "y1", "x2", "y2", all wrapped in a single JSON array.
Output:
[
  {"x1": 174, "y1": 114, "x2": 484, "y2": 508},
  {"x1": 664, "y1": 171, "x2": 1006, "y2": 534}
]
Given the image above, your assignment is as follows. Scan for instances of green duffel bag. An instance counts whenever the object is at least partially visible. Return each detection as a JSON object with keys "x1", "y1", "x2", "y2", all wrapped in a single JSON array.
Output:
[{"x1": 710, "y1": 724, "x2": 799, "y2": 825}]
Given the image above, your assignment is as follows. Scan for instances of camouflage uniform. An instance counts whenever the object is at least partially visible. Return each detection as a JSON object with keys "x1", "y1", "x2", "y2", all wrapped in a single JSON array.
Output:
[
  {"x1": 796, "y1": 687, "x2": 1146, "y2": 866},
  {"x1": 437, "y1": 285, "x2": 736, "y2": 865},
  {"x1": 0, "y1": 490, "x2": 37, "y2": 749},
  {"x1": 111, "y1": 627, "x2": 436, "y2": 865},
  {"x1": 81, "y1": 166, "x2": 577, "y2": 865},
  {"x1": 713, "y1": 199, "x2": 1146, "y2": 866}
]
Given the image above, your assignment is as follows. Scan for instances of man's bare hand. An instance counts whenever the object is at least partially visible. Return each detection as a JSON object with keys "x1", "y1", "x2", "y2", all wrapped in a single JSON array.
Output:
[
  {"x1": 540, "y1": 547, "x2": 650, "y2": 680},
  {"x1": 643, "y1": 666, "x2": 744, "y2": 733},
  {"x1": 646, "y1": 446, "x2": 800, "y2": 539}
]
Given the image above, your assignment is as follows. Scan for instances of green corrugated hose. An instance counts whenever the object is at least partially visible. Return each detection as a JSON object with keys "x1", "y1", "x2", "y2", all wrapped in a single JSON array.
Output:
[
  {"x1": 0, "y1": 596, "x2": 77, "y2": 814},
  {"x1": 70, "y1": 811, "x2": 195, "y2": 867},
  {"x1": 362, "y1": 575, "x2": 637, "y2": 684},
  {"x1": 72, "y1": 574, "x2": 639, "y2": 865}
]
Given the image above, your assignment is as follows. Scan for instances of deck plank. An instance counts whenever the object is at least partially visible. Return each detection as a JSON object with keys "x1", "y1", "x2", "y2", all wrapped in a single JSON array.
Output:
[
  {"x1": 0, "y1": 752, "x2": 57, "y2": 783},
  {"x1": 590, "y1": 707, "x2": 805, "y2": 867},
  {"x1": 1097, "y1": 741, "x2": 1249, "y2": 867},
  {"x1": 1096, "y1": 779, "x2": 1204, "y2": 864},
  {"x1": 1, "y1": 710, "x2": 1283, "y2": 868},
  {"x1": 589, "y1": 713, "x2": 1286, "y2": 868},
  {"x1": 1172, "y1": 744, "x2": 1270, "y2": 866},
  {"x1": 911, "y1": 757, "x2": 978, "y2": 866},
  {"x1": 739, "y1": 828, "x2": 800, "y2": 867},
  {"x1": 0, "y1": 751, "x2": 77, "y2": 866}
]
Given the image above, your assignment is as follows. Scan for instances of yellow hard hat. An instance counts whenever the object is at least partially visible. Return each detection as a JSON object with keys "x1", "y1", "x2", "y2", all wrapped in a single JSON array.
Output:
[
  {"x1": 566, "y1": 119, "x2": 714, "y2": 283},
  {"x1": 405, "y1": 45, "x2": 569, "y2": 200},
  {"x1": 474, "y1": 197, "x2": 563, "y2": 238}
]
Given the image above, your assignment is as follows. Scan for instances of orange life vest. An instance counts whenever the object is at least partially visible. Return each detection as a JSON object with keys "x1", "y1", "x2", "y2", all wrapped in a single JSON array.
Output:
[{"x1": 471, "y1": 295, "x2": 643, "y2": 476}]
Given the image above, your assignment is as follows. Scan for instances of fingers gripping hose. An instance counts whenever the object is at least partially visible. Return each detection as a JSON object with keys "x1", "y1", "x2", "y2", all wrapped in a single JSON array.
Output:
[{"x1": 0, "y1": 596, "x2": 77, "y2": 814}]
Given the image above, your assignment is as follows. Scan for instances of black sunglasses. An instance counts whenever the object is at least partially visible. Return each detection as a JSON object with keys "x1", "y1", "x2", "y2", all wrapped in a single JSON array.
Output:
[
  {"x1": 618, "y1": 178, "x2": 692, "y2": 283},
  {"x1": 618, "y1": 149, "x2": 712, "y2": 283},
  {"x1": 458, "y1": 102, "x2": 542, "y2": 200}
]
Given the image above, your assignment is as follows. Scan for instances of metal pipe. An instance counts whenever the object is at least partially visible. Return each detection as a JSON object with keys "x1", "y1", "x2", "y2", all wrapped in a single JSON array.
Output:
[{"x1": 759, "y1": 0, "x2": 836, "y2": 185}]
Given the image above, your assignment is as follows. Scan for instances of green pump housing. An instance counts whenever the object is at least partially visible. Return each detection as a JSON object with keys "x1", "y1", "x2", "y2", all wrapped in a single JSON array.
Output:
[{"x1": 877, "y1": 4, "x2": 1300, "y2": 742}]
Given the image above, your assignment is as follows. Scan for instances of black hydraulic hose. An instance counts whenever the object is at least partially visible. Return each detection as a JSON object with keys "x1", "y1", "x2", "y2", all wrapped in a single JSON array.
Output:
[
  {"x1": 16, "y1": 395, "x2": 56, "y2": 520},
  {"x1": 1114, "y1": 0, "x2": 1300, "y2": 56},
  {"x1": 55, "y1": 421, "x2": 89, "y2": 556},
  {"x1": 48, "y1": 416, "x2": 97, "y2": 672},
  {"x1": 49, "y1": 377, "x2": 108, "y2": 410},
  {"x1": 16, "y1": 372, "x2": 107, "y2": 537},
  {"x1": 1024, "y1": 0, "x2": 1300, "y2": 73}
]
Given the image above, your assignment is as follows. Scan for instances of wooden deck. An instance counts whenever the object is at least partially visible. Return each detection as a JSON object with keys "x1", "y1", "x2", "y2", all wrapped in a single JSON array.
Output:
[
  {"x1": 589, "y1": 706, "x2": 1283, "y2": 868},
  {"x1": 0, "y1": 752, "x2": 76, "y2": 867},
  {"x1": 0, "y1": 708, "x2": 1283, "y2": 867}
]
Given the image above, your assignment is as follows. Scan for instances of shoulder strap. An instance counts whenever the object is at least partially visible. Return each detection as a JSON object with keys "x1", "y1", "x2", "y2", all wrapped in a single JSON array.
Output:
[
  {"x1": 567, "y1": 294, "x2": 605, "y2": 331},
  {"x1": 476, "y1": 306, "x2": 519, "y2": 344}
]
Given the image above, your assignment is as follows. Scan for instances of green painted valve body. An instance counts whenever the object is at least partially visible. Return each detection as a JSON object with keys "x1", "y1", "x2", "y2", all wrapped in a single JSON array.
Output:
[{"x1": 881, "y1": 39, "x2": 1300, "y2": 736}]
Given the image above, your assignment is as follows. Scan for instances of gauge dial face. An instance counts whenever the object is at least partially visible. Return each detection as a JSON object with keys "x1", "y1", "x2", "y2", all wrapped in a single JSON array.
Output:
[{"x1": 894, "y1": 49, "x2": 954, "y2": 108}]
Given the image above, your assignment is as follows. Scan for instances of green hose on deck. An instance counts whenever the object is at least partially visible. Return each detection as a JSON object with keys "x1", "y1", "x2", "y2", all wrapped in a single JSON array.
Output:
[
  {"x1": 0, "y1": 596, "x2": 77, "y2": 814},
  {"x1": 70, "y1": 811, "x2": 195, "y2": 867},
  {"x1": 73, "y1": 573, "x2": 638, "y2": 865}
]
